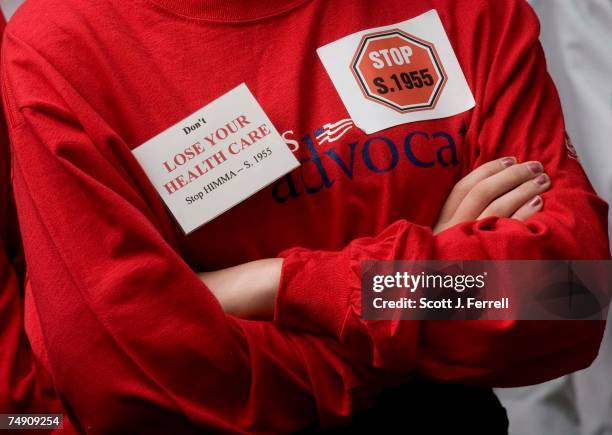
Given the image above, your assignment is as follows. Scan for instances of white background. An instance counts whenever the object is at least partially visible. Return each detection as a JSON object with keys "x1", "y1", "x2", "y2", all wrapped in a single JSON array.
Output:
[{"x1": 1, "y1": 0, "x2": 20, "y2": 19}]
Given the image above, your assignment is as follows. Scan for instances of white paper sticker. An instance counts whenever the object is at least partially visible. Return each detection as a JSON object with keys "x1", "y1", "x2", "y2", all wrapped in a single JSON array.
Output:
[
  {"x1": 317, "y1": 10, "x2": 475, "y2": 134},
  {"x1": 132, "y1": 83, "x2": 300, "y2": 234}
]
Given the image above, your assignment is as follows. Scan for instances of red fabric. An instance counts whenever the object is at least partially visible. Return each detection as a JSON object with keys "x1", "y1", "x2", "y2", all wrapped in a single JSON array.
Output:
[
  {"x1": 0, "y1": 9, "x2": 41, "y2": 411},
  {"x1": 273, "y1": 0, "x2": 610, "y2": 387},
  {"x1": 0, "y1": 0, "x2": 608, "y2": 433},
  {"x1": 0, "y1": 11, "x2": 78, "y2": 434}
]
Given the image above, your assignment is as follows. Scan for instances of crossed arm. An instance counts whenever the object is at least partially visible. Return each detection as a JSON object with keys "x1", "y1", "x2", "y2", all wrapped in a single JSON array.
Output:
[
  {"x1": 2, "y1": 0, "x2": 608, "y2": 432},
  {"x1": 203, "y1": 157, "x2": 553, "y2": 319}
]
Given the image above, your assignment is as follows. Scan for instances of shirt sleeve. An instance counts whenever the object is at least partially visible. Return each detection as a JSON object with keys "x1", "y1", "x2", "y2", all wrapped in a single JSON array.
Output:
[
  {"x1": 0, "y1": 14, "x2": 66, "y2": 419},
  {"x1": 1, "y1": 30, "x2": 390, "y2": 434},
  {"x1": 0, "y1": 243, "x2": 67, "y2": 416},
  {"x1": 274, "y1": 0, "x2": 610, "y2": 386}
]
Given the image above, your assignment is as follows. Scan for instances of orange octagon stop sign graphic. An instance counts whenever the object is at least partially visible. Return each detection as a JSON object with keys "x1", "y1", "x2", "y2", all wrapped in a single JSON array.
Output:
[{"x1": 351, "y1": 29, "x2": 447, "y2": 113}]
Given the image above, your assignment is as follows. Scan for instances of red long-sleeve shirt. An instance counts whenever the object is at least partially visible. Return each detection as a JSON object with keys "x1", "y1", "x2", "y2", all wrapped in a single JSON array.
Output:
[{"x1": 1, "y1": 0, "x2": 608, "y2": 433}]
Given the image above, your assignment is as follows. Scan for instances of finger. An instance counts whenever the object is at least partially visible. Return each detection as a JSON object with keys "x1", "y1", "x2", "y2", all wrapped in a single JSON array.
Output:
[
  {"x1": 511, "y1": 195, "x2": 544, "y2": 221},
  {"x1": 478, "y1": 173, "x2": 551, "y2": 219},
  {"x1": 437, "y1": 156, "x2": 517, "y2": 223},
  {"x1": 453, "y1": 160, "x2": 544, "y2": 222}
]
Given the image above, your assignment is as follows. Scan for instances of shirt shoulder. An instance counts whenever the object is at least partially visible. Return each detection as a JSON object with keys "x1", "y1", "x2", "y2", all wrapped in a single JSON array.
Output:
[
  {"x1": 427, "y1": 0, "x2": 539, "y2": 39},
  {"x1": 5, "y1": 0, "x2": 119, "y2": 59},
  {"x1": 7, "y1": 0, "x2": 72, "y2": 38}
]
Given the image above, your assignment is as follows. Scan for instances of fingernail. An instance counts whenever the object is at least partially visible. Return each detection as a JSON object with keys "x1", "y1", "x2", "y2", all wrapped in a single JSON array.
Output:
[
  {"x1": 528, "y1": 162, "x2": 544, "y2": 174},
  {"x1": 534, "y1": 174, "x2": 549, "y2": 185},
  {"x1": 501, "y1": 157, "x2": 517, "y2": 168},
  {"x1": 530, "y1": 196, "x2": 542, "y2": 207}
]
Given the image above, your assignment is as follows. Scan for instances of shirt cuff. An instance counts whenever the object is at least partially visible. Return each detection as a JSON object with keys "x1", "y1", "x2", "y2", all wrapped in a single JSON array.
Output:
[{"x1": 274, "y1": 246, "x2": 356, "y2": 339}]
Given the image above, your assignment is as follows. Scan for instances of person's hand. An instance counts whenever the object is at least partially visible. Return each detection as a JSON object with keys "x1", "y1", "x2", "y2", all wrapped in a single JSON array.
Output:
[
  {"x1": 202, "y1": 157, "x2": 551, "y2": 318},
  {"x1": 433, "y1": 157, "x2": 551, "y2": 235},
  {"x1": 199, "y1": 258, "x2": 282, "y2": 319}
]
